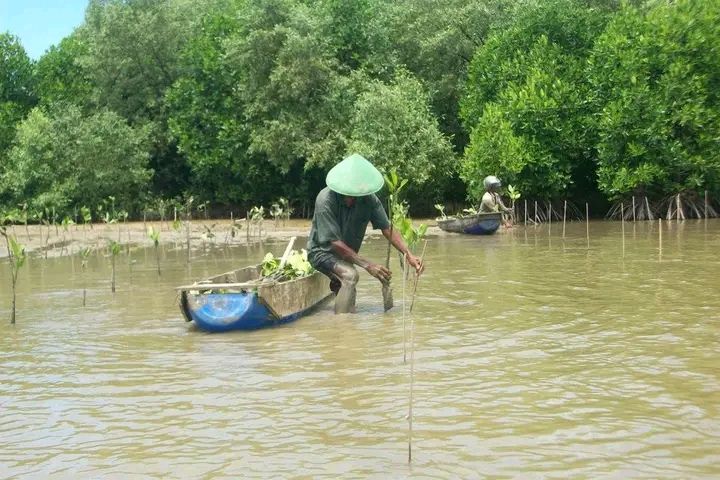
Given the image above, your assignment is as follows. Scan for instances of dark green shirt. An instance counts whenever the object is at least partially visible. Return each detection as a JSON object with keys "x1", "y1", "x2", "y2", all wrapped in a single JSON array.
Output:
[{"x1": 307, "y1": 187, "x2": 390, "y2": 266}]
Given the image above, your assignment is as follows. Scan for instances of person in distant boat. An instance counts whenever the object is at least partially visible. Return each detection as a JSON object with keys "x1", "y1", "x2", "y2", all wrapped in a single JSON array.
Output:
[
  {"x1": 479, "y1": 175, "x2": 513, "y2": 226},
  {"x1": 307, "y1": 153, "x2": 424, "y2": 314}
]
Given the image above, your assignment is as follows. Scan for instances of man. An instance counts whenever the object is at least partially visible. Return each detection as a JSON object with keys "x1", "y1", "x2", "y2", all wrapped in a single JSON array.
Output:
[
  {"x1": 307, "y1": 153, "x2": 424, "y2": 313},
  {"x1": 479, "y1": 175, "x2": 513, "y2": 227}
]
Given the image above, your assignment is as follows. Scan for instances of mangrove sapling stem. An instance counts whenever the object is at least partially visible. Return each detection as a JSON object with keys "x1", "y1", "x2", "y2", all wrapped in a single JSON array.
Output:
[
  {"x1": 632, "y1": 197, "x2": 636, "y2": 222},
  {"x1": 705, "y1": 191, "x2": 709, "y2": 219},
  {"x1": 562, "y1": 200, "x2": 567, "y2": 238},
  {"x1": 534, "y1": 201, "x2": 538, "y2": 224},
  {"x1": 406, "y1": 242, "x2": 427, "y2": 464},
  {"x1": 621, "y1": 203, "x2": 625, "y2": 257},
  {"x1": 586, "y1": 203, "x2": 590, "y2": 249},
  {"x1": 645, "y1": 197, "x2": 653, "y2": 221},
  {"x1": 409, "y1": 241, "x2": 428, "y2": 314},
  {"x1": 524, "y1": 199, "x2": 527, "y2": 226},
  {"x1": 403, "y1": 253, "x2": 408, "y2": 364}
]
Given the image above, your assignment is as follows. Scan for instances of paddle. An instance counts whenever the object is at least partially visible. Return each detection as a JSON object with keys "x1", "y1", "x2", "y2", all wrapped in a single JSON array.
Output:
[{"x1": 278, "y1": 236, "x2": 297, "y2": 269}]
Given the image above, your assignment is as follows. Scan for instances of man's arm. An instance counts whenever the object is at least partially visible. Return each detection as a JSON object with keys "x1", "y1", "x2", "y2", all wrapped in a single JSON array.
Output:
[
  {"x1": 496, "y1": 193, "x2": 512, "y2": 213},
  {"x1": 381, "y1": 228, "x2": 425, "y2": 274},
  {"x1": 330, "y1": 240, "x2": 391, "y2": 283}
]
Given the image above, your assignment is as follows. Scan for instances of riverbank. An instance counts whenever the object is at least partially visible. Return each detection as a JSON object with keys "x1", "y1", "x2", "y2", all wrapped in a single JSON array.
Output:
[{"x1": 0, "y1": 218, "x2": 462, "y2": 259}]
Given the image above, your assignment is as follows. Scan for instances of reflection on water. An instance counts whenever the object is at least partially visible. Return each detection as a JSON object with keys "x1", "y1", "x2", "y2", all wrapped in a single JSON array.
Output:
[{"x1": 1, "y1": 221, "x2": 719, "y2": 479}]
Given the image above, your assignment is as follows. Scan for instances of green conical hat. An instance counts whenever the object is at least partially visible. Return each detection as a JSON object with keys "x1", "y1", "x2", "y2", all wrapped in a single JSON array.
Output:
[{"x1": 326, "y1": 153, "x2": 384, "y2": 196}]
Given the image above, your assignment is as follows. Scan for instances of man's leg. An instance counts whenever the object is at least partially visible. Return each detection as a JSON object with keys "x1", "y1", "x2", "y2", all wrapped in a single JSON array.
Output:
[{"x1": 331, "y1": 260, "x2": 359, "y2": 314}]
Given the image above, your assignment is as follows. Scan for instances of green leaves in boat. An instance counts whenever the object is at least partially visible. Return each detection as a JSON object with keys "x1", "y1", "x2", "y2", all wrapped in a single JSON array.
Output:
[{"x1": 261, "y1": 249, "x2": 315, "y2": 281}]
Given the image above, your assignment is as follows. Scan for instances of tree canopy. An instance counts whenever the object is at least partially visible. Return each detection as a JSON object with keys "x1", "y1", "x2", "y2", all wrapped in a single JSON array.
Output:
[{"x1": 0, "y1": 0, "x2": 718, "y2": 217}]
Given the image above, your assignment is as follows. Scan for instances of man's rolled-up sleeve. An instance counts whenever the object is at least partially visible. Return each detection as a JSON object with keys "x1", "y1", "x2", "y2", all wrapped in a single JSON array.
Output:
[{"x1": 370, "y1": 195, "x2": 391, "y2": 230}]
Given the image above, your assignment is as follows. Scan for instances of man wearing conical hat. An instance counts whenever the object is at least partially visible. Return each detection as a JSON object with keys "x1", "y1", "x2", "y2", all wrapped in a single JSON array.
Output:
[{"x1": 307, "y1": 153, "x2": 424, "y2": 313}]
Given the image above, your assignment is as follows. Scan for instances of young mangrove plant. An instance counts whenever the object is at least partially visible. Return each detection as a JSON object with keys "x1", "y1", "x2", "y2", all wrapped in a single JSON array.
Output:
[
  {"x1": 147, "y1": 226, "x2": 161, "y2": 276},
  {"x1": 434, "y1": 204, "x2": 447, "y2": 220},
  {"x1": 108, "y1": 240, "x2": 122, "y2": 293},
  {"x1": 201, "y1": 223, "x2": 217, "y2": 246},
  {"x1": 117, "y1": 210, "x2": 129, "y2": 243},
  {"x1": 33, "y1": 208, "x2": 52, "y2": 258},
  {"x1": 61, "y1": 216, "x2": 75, "y2": 255},
  {"x1": 507, "y1": 185, "x2": 521, "y2": 220},
  {"x1": 172, "y1": 196, "x2": 195, "y2": 261},
  {"x1": 225, "y1": 219, "x2": 243, "y2": 245},
  {"x1": 80, "y1": 206, "x2": 92, "y2": 231},
  {"x1": 270, "y1": 201, "x2": 284, "y2": 229},
  {"x1": 1, "y1": 223, "x2": 27, "y2": 325},
  {"x1": 248, "y1": 206, "x2": 265, "y2": 241},
  {"x1": 393, "y1": 202, "x2": 428, "y2": 273},
  {"x1": 18, "y1": 203, "x2": 30, "y2": 241},
  {"x1": 382, "y1": 170, "x2": 409, "y2": 311},
  {"x1": 279, "y1": 197, "x2": 292, "y2": 225}
]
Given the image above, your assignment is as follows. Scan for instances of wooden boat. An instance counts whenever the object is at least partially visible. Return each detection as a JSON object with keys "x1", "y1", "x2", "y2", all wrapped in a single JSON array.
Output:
[
  {"x1": 436, "y1": 212, "x2": 502, "y2": 235},
  {"x1": 177, "y1": 265, "x2": 332, "y2": 332}
]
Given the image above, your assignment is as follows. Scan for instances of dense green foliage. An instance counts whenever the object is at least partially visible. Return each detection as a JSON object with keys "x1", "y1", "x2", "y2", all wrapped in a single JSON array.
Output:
[
  {"x1": 461, "y1": 0, "x2": 611, "y2": 200},
  {"x1": 589, "y1": 0, "x2": 720, "y2": 200},
  {"x1": 0, "y1": 105, "x2": 151, "y2": 212},
  {"x1": 0, "y1": 0, "x2": 718, "y2": 218},
  {"x1": 0, "y1": 33, "x2": 36, "y2": 162}
]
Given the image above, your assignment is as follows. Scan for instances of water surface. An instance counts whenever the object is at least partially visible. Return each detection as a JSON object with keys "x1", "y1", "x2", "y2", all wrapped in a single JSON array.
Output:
[{"x1": 1, "y1": 220, "x2": 719, "y2": 479}]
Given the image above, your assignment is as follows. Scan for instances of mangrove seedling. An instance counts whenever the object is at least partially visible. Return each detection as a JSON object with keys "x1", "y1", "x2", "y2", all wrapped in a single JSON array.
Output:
[
  {"x1": 80, "y1": 206, "x2": 92, "y2": 230},
  {"x1": 61, "y1": 216, "x2": 75, "y2": 255},
  {"x1": 18, "y1": 203, "x2": 30, "y2": 240},
  {"x1": 270, "y1": 201, "x2": 284, "y2": 229},
  {"x1": 117, "y1": 210, "x2": 129, "y2": 243},
  {"x1": 393, "y1": 202, "x2": 428, "y2": 273},
  {"x1": 147, "y1": 226, "x2": 161, "y2": 276},
  {"x1": 507, "y1": 185, "x2": 521, "y2": 219},
  {"x1": 108, "y1": 240, "x2": 122, "y2": 293},
  {"x1": 382, "y1": 170, "x2": 409, "y2": 311},
  {"x1": 279, "y1": 197, "x2": 293, "y2": 224},
  {"x1": 1, "y1": 225, "x2": 27, "y2": 325},
  {"x1": 197, "y1": 200, "x2": 210, "y2": 220},
  {"x1": 225, "y1": 219, "x2": 243, "y2": 245},
  {"x1": 249, "y1": 206, "x2": 265, "y2": 240},
  {"x1": 201, "y1": 224, "x2": 217, "y2": 244},
  {"x1": 434, "y1": 204, "x2": 447, "y2": 220}
]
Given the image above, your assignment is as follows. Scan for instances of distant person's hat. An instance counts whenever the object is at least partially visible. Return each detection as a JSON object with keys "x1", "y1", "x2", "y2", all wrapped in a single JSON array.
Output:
[
  {"x1": 483, "y1": 175, "x2": 502, "y2": 190},
  {"x1": 326, "y1": 153, "x2": 384, "y2": 196}
]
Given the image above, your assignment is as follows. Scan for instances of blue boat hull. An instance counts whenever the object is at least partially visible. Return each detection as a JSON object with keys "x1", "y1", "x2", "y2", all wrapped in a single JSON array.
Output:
[
  {"x1": 436, "y1": 212, "x2": 502, "y2": 235},
  {"x1": 180, "y1": 291, "x2": 326, "y2": 332},
  {"x1": 179, "y1": 267, "x2": 332, "y2": 332}
]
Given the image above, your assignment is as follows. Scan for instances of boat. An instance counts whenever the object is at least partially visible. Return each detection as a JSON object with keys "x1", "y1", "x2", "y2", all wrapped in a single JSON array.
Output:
[
  {"x1": 177, "y1": 265, "x2": 332, "y2": 332},
  {"x1": 436, "y1": 212, "x2": 502, "y2": 235}
]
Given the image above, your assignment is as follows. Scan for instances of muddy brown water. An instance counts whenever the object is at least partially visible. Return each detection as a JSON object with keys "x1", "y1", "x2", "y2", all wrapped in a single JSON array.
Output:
[{"x1": 1, "y1": 220, "x2": 719, "y2": 479}]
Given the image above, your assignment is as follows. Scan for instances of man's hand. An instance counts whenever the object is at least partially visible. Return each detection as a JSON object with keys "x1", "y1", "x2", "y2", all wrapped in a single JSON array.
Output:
[
  {"x1": 406, "y1": 254, "x2": 425, "y2": 275},
  {"x1": 366, "y1": 263, "x2": 392, "y2": 284}
]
